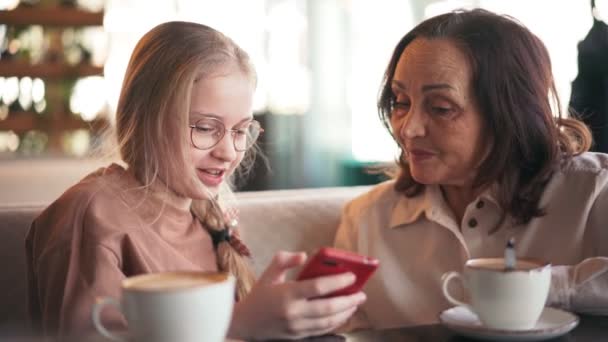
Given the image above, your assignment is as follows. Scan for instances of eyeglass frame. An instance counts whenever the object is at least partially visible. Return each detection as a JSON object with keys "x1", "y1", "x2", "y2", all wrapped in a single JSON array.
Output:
[{"x1": 188, "y1": 117, "x2": 264, "y2": 152}]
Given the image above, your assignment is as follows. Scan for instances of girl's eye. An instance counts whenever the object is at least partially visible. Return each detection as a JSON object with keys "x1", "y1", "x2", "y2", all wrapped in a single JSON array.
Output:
[
  {"x1": 234, "y1": 122, "x2": 254, "y2": 136},
  {"x1": 194, "y1": 125, "x2": 216, "y2": 133}
]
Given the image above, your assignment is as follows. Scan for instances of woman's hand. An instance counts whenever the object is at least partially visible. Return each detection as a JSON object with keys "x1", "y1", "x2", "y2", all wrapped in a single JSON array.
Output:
[{"x1": 228, "y1": 251, "x2": 367, "y2": 340}]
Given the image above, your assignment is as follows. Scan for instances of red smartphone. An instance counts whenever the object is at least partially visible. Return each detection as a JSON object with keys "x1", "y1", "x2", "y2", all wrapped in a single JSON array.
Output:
[{"x1": 296, "y1": 247, "x2": 379, "y2": 297}]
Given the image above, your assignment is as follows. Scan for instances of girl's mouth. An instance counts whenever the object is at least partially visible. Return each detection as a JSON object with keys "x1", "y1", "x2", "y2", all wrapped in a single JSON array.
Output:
[{"x1": 197, "y1": 168, "x2": 226, "y2": 186}]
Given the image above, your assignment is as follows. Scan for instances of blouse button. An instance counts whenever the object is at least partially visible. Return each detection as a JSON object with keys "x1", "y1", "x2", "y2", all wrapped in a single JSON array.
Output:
[
  {"x1": 476, "y1": 200, "x2": 485, "y2": 209},
  {"x1": 468, "y1": 218, "x2": 478, "y2": 228}
]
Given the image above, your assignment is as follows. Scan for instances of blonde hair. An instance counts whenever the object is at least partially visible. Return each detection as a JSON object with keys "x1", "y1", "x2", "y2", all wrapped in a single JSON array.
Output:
[{"x1": 115, "y1": 21, "x2": 257, "y2": 299}]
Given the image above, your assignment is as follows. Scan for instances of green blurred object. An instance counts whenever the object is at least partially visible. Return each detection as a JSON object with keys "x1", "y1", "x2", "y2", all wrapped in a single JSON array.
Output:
[
  {"x1": 19, "y1": 130, "x2": 47, "y2": 156},
  {"x1": 340, "y1": 159, "x2": 390, "y2": 186}
]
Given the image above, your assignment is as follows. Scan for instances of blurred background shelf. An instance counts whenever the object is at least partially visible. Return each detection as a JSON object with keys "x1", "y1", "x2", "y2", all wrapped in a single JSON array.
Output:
[
  {"x1": 0, "y1": 112, "x2": 107, "y2": 133},
  {"x1": 0, "y1": 0, "x2": 593, "y2": 192},
  {"x1": 0, "y1": 7, "x2": 103, "y2": 26},
  {"x1": 0, "y1": 61, "x2": 103, "y2": 78},
  {"x1": 0, "y1": 4, "x2": 108, "y2": 157},
  {"x1": 0, "y1": 113, "x2": 37, "y2": 132}
]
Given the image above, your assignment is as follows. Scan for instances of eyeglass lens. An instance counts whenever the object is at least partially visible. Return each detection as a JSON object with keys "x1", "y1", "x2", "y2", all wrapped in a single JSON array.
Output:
[{"x1": 191, "y1": 118, "x2": 261, "y2": 151}]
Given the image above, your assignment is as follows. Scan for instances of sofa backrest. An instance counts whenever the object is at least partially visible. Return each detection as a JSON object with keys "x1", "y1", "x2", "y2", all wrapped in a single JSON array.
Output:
[
  {"x1": 237, "y1": 186, "x2": 370, "y2": 275},
  {"x1": 0, "y1": 204, "x2": 47, "y2": 331},
  {"x1": 0, "y1": 186, "x2": 370, "y2": 330}
]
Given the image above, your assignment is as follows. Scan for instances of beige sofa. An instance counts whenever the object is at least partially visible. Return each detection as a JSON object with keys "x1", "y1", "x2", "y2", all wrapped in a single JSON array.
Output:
[{"x1": 0, "y1": 186, "x2": 371, "y2": 332}]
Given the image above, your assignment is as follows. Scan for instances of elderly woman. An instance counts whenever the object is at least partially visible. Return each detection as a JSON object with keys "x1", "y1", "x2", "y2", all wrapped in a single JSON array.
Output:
[{"x1": 335, "y1": 9, "x2": 608, "y2": 330}]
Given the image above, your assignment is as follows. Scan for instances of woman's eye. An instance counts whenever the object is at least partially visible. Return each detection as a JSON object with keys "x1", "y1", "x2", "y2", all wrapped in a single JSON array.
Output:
[
  {"x1": 431, "y1": 106, "x2": 453, "y2": 116},
  {"x1": 427, "y1": 98, "x2": 456, "y2": 116},
  {"x1": 392, "y1": 100, "x2": 410, "y2": 115}
]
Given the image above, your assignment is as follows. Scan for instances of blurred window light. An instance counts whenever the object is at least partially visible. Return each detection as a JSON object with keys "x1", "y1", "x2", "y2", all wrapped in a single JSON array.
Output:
[
  {"x1": 28, "y1": 26, "x2": 45, "y2": 65},
  {"x1": 32, "y1": 78, "x2": 47, "y2": 114},
  {"x1": 77, "y1": 0, "x2": 106, "y2": 12},
  {"x1": 19, "y1": 130, "x2": 48, "y2": 156},
  {"x1": 103, "y1": 0, "x2": 309, "y2": 116},
  {"x1": 31, "y1": 78, "x2": 45, "y2": 103},
  {"x1": 0, "y1": 0, "x2": 19, "y2": 11},
  {"x1": 477, "y1": 0, "x2": 591, "y2": 117},
  {"x1": 596, "y1": 0, "x2": 608, "y2": 22},
  {"x1": 62, "y1": 129, "x2": 91, "y2": 156},
  {"x1": 2, "y1": 77, "x2": 19, "y2": 107},
  {"x1": 62, "y1": 29, "x2": 82, "y2": 66},
  {"x1": 18, "y1": 77, "x2": 33, "y2": 111},
  {"x1": 349, "y1": 0, "x2": 412, "y2": 162},
  {"x1": 81, "y1": 27, "x2": 108, "y2": 67},
  {"x1": 0, "y1": 105, "x2": 8, "y2": 120},
  {"x1": 33, "y1": 99, "x2": 46, "y2": 114},
  {"x1": 97, "y1": 0, "x2": 595, "y2": 164},
  {"x1": 103, "y1": 1, "x2": 176, "y2": 34},
  {"x1": 350, "y1": 0, "x2": 595, "y2": 162},
  {"x1": 264, "y1": 0, "x2": 309, "y2": 114},
  {"x1": 70, "y1": 76, "x2": 107, "y2": 121},
  {"x1": 425, "y1": 0, "x2": 475, "y2": 18},
  {"x1": 0, "y1": 130, "x2": 20, "y2": 153},
  {"x1": 421, "y1": 0, "x2": 590, "y2": 118}
]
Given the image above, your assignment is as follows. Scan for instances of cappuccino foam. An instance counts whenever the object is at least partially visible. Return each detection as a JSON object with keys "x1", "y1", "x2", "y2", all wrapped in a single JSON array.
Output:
[
  {"x1": 468, "y1": 258, "x2": 547, "y2": 271},
  {"x1": 124, "y1": 272, "x2": 226, "y2": 291}
]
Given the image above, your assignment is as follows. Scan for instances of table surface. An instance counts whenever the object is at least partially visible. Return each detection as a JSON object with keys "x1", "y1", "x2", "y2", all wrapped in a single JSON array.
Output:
[
  {"x1": 1, "y1": 314, "x2": 605, "y2": 341},
  {"x1": 279, "y1": 314, "x2": 608, "y2": 342}
]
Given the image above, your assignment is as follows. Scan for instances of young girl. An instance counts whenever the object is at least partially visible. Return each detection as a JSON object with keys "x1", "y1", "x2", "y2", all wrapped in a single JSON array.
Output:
[{"x1": 26, "y1": 21, "x2": 365, "y2": 340}]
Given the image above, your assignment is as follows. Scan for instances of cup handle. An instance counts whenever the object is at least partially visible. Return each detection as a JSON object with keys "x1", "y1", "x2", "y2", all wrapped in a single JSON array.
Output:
[
  {"x1": 92, "y1": 297, "x2": 128, "y2": 342},
  {"x1": 441, "y1": 271, "x2": 470, "y2": 308}
]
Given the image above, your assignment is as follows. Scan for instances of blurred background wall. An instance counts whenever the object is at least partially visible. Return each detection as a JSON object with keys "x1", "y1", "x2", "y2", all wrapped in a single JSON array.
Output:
[{"x1": 1, "y1": 0, "x2": 606, "y2": 204}]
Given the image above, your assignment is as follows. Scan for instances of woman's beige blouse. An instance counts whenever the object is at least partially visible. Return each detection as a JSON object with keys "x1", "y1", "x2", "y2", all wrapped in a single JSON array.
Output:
[{"x1": 335, "y1": 152, "x2": 608, "y2": 330}]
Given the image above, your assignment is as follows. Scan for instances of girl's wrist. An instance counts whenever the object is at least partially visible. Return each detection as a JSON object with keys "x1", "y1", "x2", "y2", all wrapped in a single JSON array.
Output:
[{"x1": 226, "y1": 302, "x2": 249, "y2": 340}]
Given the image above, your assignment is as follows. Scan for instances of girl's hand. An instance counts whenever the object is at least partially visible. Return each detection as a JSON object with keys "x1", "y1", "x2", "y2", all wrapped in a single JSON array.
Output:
[{"x1": 228, "y1": 251, "x2": 367, "y2": 340}]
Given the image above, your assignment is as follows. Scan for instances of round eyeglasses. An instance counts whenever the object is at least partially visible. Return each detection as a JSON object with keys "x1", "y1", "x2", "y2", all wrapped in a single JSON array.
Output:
[{"x1": 189, "y1": 117, "x2": 264, "y2": 152}]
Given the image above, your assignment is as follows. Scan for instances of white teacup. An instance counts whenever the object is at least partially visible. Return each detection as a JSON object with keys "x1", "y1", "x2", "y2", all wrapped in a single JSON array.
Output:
[
  {"x1": 441, "y1": 258, "x2": 551, "y2": 330},
  {"x1": 92, "y1": 271, "x2": 235, "y2": 342}
]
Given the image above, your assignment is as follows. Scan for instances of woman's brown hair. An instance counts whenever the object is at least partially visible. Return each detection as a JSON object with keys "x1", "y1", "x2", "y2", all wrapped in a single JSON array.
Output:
[
  {"x1": 115, "y1": 21, "x2": 257, "y2": 299},
  {"x1": 378, "y1": 9, "x2": 591, "y2": 225}
]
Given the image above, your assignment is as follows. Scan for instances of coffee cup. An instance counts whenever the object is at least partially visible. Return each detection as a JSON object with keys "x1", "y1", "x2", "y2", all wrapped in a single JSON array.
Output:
[
  {"x1": 441, "y1": 258, "x2": 551, "y2": 330},
  {"x1": 92, "y1": 271, "x2": 235, "y2": 342}
]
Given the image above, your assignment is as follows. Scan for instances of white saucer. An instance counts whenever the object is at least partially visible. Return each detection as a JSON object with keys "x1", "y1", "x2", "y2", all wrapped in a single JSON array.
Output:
[{"x1": 439, "y1": 306, "x2": 579, "y2": 341}]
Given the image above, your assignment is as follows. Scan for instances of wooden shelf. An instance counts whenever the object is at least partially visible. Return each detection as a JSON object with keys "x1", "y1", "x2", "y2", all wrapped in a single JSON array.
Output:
[
  {"x1": 0, "y1": 7, "x2": 104, "y2": 26},
  {"x1": 0, "y1": 113, "x2": 39, "y2": 132},
  {"x1": 0, "y1": 112, "x2": 108, "y2": 133},
  {"x1": 0, "y1": 6, "x2": 106, "y2": 156},
  {"x1": 0, "y1": 61, "x2": 103, "y2": 78},
  {"x1": 60, "y1": 115, "x2": 108, "y2": 131}
]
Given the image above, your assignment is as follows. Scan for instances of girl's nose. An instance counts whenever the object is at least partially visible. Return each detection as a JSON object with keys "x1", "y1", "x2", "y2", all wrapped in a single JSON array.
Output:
[{"x1": 210, "y1": 132, "x2": 238, "y2": 161}]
